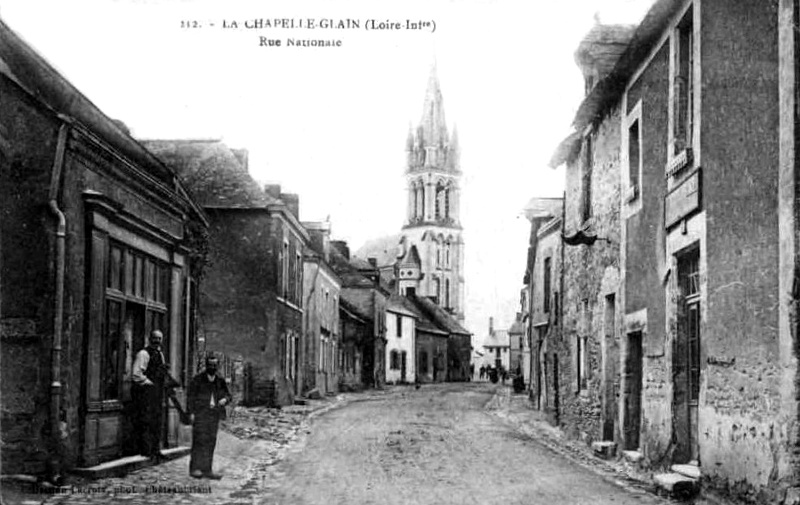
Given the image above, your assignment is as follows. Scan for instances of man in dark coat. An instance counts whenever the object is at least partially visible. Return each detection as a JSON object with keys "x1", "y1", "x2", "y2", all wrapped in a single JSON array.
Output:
[
  {"x1": 187, "y1": 356, "x2": 231, "y2": 479},
  {"x1": 131, "y1": 330, "x2": 168, "y2": 460}
]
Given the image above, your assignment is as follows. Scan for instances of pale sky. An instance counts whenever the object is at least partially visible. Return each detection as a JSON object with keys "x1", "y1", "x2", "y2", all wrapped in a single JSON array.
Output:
[{"x1": 2, "y1": 0, "x2": 653, "y2": 342}]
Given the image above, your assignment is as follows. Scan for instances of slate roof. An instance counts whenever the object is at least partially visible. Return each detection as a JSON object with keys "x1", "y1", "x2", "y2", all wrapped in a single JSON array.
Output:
[
  {"x1": 387, "y1": 294, "x2": 418, "y2": 318},
  {"x1": 483, "y1": 329, "x2": 510, "y2": 348},
  {"x1": 142, "y1": 139, "x2": 274, "y2": 208},
  {"x1": 340, "y1": 297, "x2": 370, "y2": 322},
  {"x1": 329, "y1": 243, "x2": 385, "y2": 290},
  {"x1": 400, "y1": 296, "x2": 448, "y2": 336},
  {"x1": 413, "y1": 296, "x2": 471, "y2": 336}
]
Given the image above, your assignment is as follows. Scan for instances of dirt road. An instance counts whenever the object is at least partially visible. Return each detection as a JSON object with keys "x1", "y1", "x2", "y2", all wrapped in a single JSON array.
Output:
[{"x1": 265, "y1": 383, "x2": 667, "y2": 505}]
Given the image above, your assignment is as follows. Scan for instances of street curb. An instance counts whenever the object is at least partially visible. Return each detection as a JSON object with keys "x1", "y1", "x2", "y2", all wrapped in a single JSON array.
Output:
[
  {"x1": 485, "y1": 388, "x2": 662, "y2": 500},
  {"x1": 487, "y1": 388, "x2": 741, "y2": 505}
]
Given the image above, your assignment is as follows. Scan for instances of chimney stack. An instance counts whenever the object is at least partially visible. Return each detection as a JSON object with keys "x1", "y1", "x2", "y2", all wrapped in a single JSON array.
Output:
[
  {"x1": 302, "y1": 221, "x2": 331, "y2": 261},
  {"x1": 282, "y1": 193, "x2": 300, "y2": 219},
  {"x1": 331, "y1": 240, "x2": 350, "y2": 260},
  {"x1": 264, "y1": 184, "x2": 281, "y2": 199},
  {"x1": 489, "y1": 317, "x2": 494, "y2": 335}
]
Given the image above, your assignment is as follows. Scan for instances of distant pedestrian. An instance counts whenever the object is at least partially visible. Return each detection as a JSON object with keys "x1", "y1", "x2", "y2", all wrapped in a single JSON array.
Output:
[
  {"x1": 187, "y1": 356, "x2": 231, "y2": 479},
  {"x1": 131, "y1": 330, "x2": 168, "y2": 460},
  {"x1": 479, "y1": 365, "x2": 485, "y2": 380}
]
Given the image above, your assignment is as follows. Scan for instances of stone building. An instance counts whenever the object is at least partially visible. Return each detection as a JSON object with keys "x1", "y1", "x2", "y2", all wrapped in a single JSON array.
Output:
[
  {"x1": 329, "y1": 242, "x2": 388, "y2": 389},
  {"x1": 521, "y1": 197, "x2": 563, "y2": 417},
  {"x1": 302, "y1": 221, "x2": 342, "y2": 397},
  {"x1": 144, "y1": 139, "x2": 307, "y2": 408},
  {"x1": 546, "y1": 1, "x2": 800, "y2": 500},
  {"x1": 1, "y1": 21, "x2": 207, "y2": 476},
  {"x1": 338, "y1": 297, "x2": 367, "y2": 391}
]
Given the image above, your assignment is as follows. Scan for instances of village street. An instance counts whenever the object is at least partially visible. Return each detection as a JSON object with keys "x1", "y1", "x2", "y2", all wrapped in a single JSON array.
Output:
[
  {"x1": 2, "y1": 383, "x2": 680, "y2": 505},
  {"x1": 266, "y1": 383, "x2": 669, "y2": 505}
]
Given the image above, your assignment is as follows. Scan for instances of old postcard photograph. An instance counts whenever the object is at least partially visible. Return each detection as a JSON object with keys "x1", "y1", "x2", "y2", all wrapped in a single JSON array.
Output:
[{"x1": 1, "y1": 0, "x2": 797, "y2": 503}]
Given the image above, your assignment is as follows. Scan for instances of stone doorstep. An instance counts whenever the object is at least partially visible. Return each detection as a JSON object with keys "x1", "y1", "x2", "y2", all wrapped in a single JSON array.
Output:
[
  {"x1": 591, "y1": 440, "x2": 617, "y2": 460},
  {"x1": 622, "y1": 450, "x2": 643, "y2": 464},
  {"x1": 71, "y1": 446, "x2": 190, "y2": 479},
  {"x1": 654, "y1": 472, "x2": 699, "y2": 499},
  {"x1": 671, "y1": 463, "x2": 701, "y2": 480}
]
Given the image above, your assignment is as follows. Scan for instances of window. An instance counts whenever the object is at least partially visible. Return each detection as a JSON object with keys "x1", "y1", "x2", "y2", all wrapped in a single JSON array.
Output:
[
  {"x1": 673, "y1": 7, "x2": 694, "y2": 156},
  {"x1": 412, "y1": 182, "x2": 420, "y2": 220},
  {"x1": 396, "y1": 314, "x2": 402, "y2": 337},
  {"x1": 435, "y1": 182, "x2": 446, "y2": 220},
  {"x1": 576, "y1": 335, "x2": 588, "y2": 391},
  {"x1": 390, "y1": 350, "x2": 400, "y2": 370},
  {"x1": 102, "y1": 242, "x2": 169, "y2": 401},
  {"x1": 433, "y1": 278, "x2": 441, "y2": 304},
  {"x1": 605, "y1": 294, "x2": 616, "y2": 340},
  {"x1": 543, "y1": 257, "x2": 552, "y2": 313},
  {"x1": 444, "y1": 187, "x2": 451, "y2": 219},
  {"x1": 553, "y1": 291, "x2": 559, "y2": 324},
  {"x1": 445, "y1": 278, "x2": 451, "y2": 309},
  {"x1": 581, "y1": 134, "x2": 594, "y2": 222},
  {"x1": 417, "y1": 183, "x2": 425, "y2": 219},
  {"x1": 625, "y1": 100, "x2": 642, "y2": 203},
  {"x1": 281, "y1": 240, "x2": 289, "y2": 298},
  {"x1": 295, "y1": 251, "x2": 302, "y2": 306},
  {"x1": 678, "y1": 247, "x2": 701, "y2": 402},
  {"x1": 576, "y1": 299, "x2": 590, "y2": 391}
]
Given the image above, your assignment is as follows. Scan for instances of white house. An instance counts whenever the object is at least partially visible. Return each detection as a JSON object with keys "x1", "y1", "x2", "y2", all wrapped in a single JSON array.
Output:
[
  {"x1": 386, "y1": 295, "x2": 417, "y2": 384},
  {"x1": 482, "y1": 317, "x2": 510, "y2": 371}
]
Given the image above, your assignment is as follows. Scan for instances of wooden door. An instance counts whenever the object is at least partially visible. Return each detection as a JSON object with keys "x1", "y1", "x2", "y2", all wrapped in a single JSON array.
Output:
[
  {"x1": 674, "y1": 248, "x2": 700, "y2": 463},
  {"x1": 623, "y1": 331, "x2": 643, "y2": 450}
]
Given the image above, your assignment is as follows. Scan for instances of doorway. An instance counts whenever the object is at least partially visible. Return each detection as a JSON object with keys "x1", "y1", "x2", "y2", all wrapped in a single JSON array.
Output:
[
  {"x1": 623, "y1": 331, "x2": 643, "y2": 450},
  {"x1": 673, "y1": 247, "x2": 701, "y2": 463},
  {"x1": 602, "y1": 294, "x2": 618, "y2": 441}
]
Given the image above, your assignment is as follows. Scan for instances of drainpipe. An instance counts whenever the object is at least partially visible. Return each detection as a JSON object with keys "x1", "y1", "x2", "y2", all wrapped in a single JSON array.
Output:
[{"x1": 48, "y1": 121, "x2": 69, "y2": 483}]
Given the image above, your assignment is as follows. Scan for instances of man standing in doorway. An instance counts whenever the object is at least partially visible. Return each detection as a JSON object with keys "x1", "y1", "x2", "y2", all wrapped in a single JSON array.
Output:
[
  {"x1": 187, "y1": 355, "x2": 231, "y2": 479},
  {"x1": 131, "y1": 330, "x2": 168, "y2": 460}
]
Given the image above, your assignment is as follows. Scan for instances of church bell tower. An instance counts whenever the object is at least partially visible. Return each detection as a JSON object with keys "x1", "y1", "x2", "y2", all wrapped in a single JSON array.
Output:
[{"x1": 400, "y1": 65, "x2": 465, "y2": 323}]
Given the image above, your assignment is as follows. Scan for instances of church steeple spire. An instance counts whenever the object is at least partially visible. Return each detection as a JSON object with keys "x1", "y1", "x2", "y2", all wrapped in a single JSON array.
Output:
[
  {"x1": 407, "y1": 64, "x2": 456, "y2": 173},
  {"x1": 419, "y1": 64, "x2": 448, "y2": 147}
]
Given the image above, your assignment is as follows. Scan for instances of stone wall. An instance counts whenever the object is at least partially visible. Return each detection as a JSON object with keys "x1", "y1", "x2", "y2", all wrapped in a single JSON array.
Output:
[
  {"x1": 699, "y1": 0, "x2": 784, "y2": 498},
  {"x1": 558, "y1": 102, "x2": 621, "y2": 445}
]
